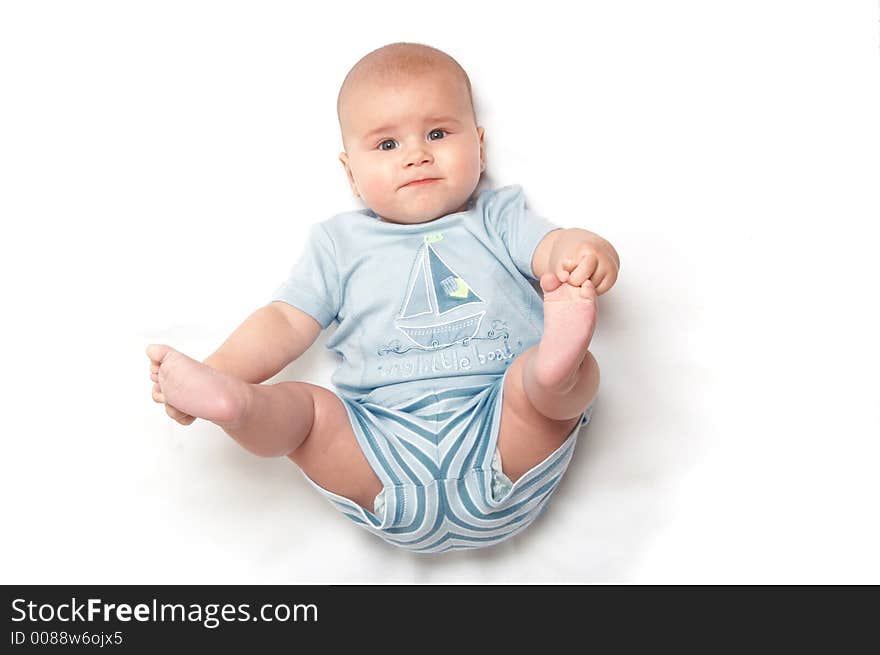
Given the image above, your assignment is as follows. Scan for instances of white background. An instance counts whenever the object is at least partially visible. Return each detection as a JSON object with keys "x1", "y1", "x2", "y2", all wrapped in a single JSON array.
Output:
[{"x1": 1, "y1": 0, "x2": 878, "y2": 583}]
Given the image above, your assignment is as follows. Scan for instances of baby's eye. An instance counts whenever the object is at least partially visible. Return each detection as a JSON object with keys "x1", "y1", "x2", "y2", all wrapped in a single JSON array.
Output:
[
  {"x1": 378, "y1": 139, "x2": 398, "y2": 151},
  {"x1": 428, "y1": 129, "x2": 447, "y2": 140}
]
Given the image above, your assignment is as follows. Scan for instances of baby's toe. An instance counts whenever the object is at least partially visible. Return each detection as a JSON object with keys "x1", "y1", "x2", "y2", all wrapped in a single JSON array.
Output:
[
  {"x1": 540, "y1": 272, "x2": 563, "y2": 294},
  {"x1": 146, "y1": 344, "x2": 172, "y2": 364},
  {"x1": 579, "y1": 279, "x2": 597, "y2": 301}
]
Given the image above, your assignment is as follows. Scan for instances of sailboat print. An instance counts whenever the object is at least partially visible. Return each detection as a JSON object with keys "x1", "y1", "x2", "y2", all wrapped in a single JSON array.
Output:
[{"x1": 395, "y1": 237, "x2": 486, "y2": 350}]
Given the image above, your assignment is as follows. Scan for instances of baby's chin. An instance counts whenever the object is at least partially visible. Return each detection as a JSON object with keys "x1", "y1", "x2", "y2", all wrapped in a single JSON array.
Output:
[
  {"x1": 373, "y1": 193, "x2": 474, "y2": 225},
  {"x1": 377, "y1": 210, "x2": 446, "y2": 225}
]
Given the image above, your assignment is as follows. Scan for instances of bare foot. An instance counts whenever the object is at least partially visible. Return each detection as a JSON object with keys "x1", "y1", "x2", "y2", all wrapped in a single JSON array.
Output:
[
  {"x1": 146, "y1": 344, "x2": 249, "y2": 426},
  {"x1": 532, "y1": 274, "x2": 598, "y2": 390}
]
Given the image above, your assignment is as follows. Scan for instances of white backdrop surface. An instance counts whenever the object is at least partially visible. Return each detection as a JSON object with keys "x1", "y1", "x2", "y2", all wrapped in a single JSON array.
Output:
[{"x1": 1, "y1": 0, "x2": 878, "y2": 583}]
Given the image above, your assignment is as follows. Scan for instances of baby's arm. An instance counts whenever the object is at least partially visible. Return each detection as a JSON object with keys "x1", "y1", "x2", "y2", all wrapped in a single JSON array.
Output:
[{"x1": 202, "y1": 302, "x2": 321, "y2": 383}]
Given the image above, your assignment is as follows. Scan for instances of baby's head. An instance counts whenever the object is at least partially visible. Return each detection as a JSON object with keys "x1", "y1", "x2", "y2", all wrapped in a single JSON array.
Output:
[{"x1": 337, "y1": 43, "x2": 485, "y2": 225}]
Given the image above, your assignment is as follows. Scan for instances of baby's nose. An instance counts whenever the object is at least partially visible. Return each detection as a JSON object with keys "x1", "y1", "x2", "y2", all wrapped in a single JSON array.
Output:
[{"x1": 404, "y1": 144, "x2": 434, "y2": 167}]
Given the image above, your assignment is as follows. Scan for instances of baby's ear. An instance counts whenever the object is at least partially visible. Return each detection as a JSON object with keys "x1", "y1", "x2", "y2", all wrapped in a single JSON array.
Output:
[{"x1": 338, "y1": 152, "x2": 360, "y2": 198}]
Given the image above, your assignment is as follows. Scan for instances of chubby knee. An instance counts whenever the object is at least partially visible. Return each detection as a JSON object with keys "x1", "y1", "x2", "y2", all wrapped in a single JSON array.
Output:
[
  {"x1": 572, "y1": 351, "x2": 600, "y2": 407},
  {"x1": 520, "y1": 348, "x2": 599, "y2": 422},
  {"x1": 286, "y1": 385, "x2": 383, "y2": 512},
  {"x1": 580, "y1": 350, "x2": 600, "y2": 382}
]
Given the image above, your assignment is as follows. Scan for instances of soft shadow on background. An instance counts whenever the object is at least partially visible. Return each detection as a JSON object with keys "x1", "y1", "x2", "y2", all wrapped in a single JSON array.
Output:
[{"x1": 2, "y1": 0, "x2": 879, "y2": 583}]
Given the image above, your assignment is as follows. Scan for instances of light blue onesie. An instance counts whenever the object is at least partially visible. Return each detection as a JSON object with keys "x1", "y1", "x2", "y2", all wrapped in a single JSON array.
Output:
[{"x1": 273, "y1": 185, "x2": 591, "y2": 553}]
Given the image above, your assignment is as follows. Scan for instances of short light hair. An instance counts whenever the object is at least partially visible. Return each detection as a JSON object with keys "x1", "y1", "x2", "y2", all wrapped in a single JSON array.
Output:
[{"x1": 336, "y1": 42, "x2": 476, "y2": 126}]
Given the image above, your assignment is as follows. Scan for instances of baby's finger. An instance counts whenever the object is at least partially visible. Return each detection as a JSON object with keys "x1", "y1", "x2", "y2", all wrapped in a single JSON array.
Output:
[
  {"x1": 555, "y1": 257, "x2": 572, "y2": 283},
  {"x1": 590, "y1": 272, "x2": 607, "y2": 296},
  {"x1": 593, "y1": 265, "x2": 618, "y2": 295},
  {"x1": 167, "y1": 407, "x2": 195, "y2": 425},
  {"x1": 165, "y1": 404, "x2": 194, "y2": 425},
  {"x1": 151, "y1": 372, "x2": 159, "y2": 383},
  {"x1": 568, "y1": 252, "x2": 598, "y2": 286},
  {"x1": 151, "y1": 384, "x2": 166, "y2": 404},
  {"x1": 151, "y1": 363, "x2": 159, "y2": 375}
]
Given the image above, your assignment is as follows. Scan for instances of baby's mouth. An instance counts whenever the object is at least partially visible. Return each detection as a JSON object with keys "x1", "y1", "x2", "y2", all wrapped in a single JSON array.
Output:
[{"x1": 400, "y1": 178, "x2": 441, "y2": 189}]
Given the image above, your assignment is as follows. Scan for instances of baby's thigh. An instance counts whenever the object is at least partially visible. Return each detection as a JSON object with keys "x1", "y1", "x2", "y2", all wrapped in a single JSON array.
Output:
[
  {"x1": 286, "y1": 383, "x2": 383, "y2": 512},
  {"x1": 496, "y1": 353, "x2": 581, "y2": 483}
]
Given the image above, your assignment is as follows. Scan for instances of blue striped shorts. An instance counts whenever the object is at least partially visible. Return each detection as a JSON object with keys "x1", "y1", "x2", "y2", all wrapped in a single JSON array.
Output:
[{"x1": 300, "y1": 368, "x2": 592, "y2": 554}]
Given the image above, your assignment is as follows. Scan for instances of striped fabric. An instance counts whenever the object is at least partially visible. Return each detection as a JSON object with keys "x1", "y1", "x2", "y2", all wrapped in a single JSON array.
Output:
[{"x1": 300, "y1": 370, "x2": 592, "y2": 554}]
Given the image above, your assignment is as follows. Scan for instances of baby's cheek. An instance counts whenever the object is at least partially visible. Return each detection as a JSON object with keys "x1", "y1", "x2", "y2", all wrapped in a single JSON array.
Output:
[
  {"x1": 455, "y1": 146, "x2": 483, "y2": 182},
  {"x1": 360, "y1": 175, "x2": 393, "y2": 205},
  {"x1": 359, "y1": 180, "x2": 387, "y2": 209}
]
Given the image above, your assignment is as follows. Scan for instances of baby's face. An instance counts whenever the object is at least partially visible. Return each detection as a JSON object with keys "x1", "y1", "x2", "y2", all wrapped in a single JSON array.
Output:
[{"x1": 338, "y1": 69, "x2": 485, "y2": 224}]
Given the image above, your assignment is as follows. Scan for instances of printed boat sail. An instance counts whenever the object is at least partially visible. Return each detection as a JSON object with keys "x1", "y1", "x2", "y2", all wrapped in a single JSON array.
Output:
[{"x1": 395, "y1": 240, "x2": 486, "y2": 349}]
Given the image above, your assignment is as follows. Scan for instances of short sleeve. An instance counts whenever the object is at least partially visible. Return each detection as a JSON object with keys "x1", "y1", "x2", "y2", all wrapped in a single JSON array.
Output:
[
  {"x1": 271, "y1": 223, "x2": 341, "y2": 329},
  {"x1": 482, "y1": 185, "x2": 560, "y2": 280}
]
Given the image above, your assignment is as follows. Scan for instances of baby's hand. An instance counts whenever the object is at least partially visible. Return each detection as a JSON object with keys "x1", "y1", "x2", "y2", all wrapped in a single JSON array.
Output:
[
  {"x1": 148, "y1": 347, "x2": 196, "y2": 426},
  {"x1": 548, "y1": 230, "x2": 619, "y2": 296}
]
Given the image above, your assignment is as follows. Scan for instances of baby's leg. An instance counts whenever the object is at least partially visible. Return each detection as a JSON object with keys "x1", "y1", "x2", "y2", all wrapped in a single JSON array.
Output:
[
  {"x1": 495, "y1": 276, "x2": 599, "y2": 483},
  {"x1": 147, "y1": 346, "x2": 383, "y2": 510}
]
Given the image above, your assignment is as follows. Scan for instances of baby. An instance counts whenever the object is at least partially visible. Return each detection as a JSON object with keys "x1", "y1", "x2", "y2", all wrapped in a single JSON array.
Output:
[{"x1": 147, "y1": 43, "x2": 619, "y2": 553}]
